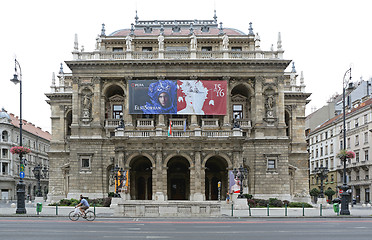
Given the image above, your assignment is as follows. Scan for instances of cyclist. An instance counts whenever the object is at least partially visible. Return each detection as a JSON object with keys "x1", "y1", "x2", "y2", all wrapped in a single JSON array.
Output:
[{"x1": 75, "y1": 195, "x2": 90, "y2": 218}]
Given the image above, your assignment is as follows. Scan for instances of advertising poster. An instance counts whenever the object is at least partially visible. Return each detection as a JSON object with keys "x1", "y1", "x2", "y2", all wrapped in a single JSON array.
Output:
[{"x1": 129, "y1": 80, "x2": 226, "y2": 115}]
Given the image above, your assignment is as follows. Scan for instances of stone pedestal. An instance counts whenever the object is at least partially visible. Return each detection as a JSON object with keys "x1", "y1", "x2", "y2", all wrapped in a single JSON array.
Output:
[
  {"x1": 317, "y1": 197, "x2": 328, "y2": 207},
  {"x1": 233, "y1": 198, "x2": 249, "y2": 210},
  {"x1": 154, "y1": 192, "x2": 165, "y2": 201}
]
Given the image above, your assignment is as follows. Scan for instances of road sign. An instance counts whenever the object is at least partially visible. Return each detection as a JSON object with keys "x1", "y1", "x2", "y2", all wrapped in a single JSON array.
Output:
[
  {"x1": 20, "y1": 171, "x2": 25, "y2": 179},
  {"x1": 20, "y1": 164, "x2": 24, "y2": 172},
  {"x1": 339, "y1": 189, "x2": 343, "y2": 194}
]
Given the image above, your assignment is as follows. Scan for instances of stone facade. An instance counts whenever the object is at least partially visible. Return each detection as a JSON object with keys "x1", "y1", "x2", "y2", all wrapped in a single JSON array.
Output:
[{"x1": 46, "y1": 15, "x2": 310, "y2": 203}]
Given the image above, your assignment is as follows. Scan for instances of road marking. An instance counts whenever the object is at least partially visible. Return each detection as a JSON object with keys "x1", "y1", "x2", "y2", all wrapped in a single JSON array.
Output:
[{"x1": 146, "y1": 236, "x2": 170, "y2": 239}]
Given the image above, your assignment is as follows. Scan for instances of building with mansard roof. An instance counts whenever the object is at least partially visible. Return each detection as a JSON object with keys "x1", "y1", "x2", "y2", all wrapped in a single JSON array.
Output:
[
  {"x1": 0, "y1": 108, "x2": 51, "y2": 201},
  {"x1": 46, "y1": 12, "x2": 311, "y2": 212}
]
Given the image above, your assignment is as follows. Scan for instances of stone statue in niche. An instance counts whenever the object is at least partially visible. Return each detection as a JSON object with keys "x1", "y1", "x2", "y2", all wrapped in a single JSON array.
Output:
[
  {"x1": 82, "y1": 93, "x2": 92, "y2": 118},
  {"x1": 158, "y1": 34, "x2": 164, "y2": 51},
  {"x1": 125, "y1": 35, "x2": 133, "y2": 51},
  {"x1": 266, "y1": 94, "x2": 274, "y2": 118},
  {"x1": 222, "y1": 34, "x2": 229, "y2": 50}
]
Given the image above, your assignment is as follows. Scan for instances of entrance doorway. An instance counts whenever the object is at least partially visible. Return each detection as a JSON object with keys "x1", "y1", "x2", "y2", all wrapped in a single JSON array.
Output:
[
  {"x1": 167, "y1": 157, "x2": 190, "y2": 200},
  {"x1": 205, "y1": 156, "x2": 228, "y2": 200},
  {"x1": 130, "y1": 156, "x2": 152, "y2": 200}
]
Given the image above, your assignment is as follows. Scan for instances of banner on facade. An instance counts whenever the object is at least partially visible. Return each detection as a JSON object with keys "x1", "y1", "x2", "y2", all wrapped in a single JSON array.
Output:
[{"x1": 129, "y1": 80, "x2": 226, "y2": 115}]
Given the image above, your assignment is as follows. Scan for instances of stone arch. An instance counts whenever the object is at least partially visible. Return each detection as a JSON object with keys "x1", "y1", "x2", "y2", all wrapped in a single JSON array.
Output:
[
  {"x1": 65, "y1": 110, "x2": 72, "y2": 137},
  {"x1": 163, "y1": 153, "x2": 194, "y2": 168},
  {"x1": 203, "y1": 155, "x2": 229, "y2": 200},
  {"x1": 125, "y1": 153, "x2": 155, "y2": 169},
  {"x1": 230, "y1": 83, "x2": 253, "y2": 122},
  {"x1": 166, "y1": 155, "x2": 191, "y2": 200},
  {"x1": 201, "y1": 153, "x2": 232, "y2": 169},
  {"x1": 129, "y1": 155, "x2": 153, "y2": 200},
  {"x1": 103, "y1": 83, "x2": 126, "y2": 120}
]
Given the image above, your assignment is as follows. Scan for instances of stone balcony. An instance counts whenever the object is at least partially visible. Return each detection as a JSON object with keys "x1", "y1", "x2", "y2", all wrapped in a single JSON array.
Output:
[{"x1": 72, "y1": 50, "x2": 283, "y2": 61}]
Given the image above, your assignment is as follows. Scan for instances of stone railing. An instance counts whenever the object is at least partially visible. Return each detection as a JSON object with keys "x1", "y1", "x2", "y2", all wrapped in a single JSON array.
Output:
[
  {"x1": 114, "y1": 129, "x2": 242, "y2": 138},
  {"x1": 137, "y1": 118, "x2": 155, "y2": 128},
  {"x1": 105, "y1": 119, "x2": 121, "y2": 128},
  {"x1": 73, "y1": 50, "x2": 283, "y2": 60}
]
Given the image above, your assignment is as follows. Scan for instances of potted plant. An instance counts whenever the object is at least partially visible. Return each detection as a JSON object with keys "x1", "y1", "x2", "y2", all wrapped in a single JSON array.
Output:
[{"x1": 336, "y1": 150, "x2": 355, "y2": 159}]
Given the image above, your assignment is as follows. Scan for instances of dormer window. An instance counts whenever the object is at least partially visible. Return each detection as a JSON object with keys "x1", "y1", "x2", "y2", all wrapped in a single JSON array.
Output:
[
  {"x1": 144, "y1": 26, "x2": 152, "y2": 33},
  {"x1": 201, "y1": 25, "x2": 210, "y2": 32}
]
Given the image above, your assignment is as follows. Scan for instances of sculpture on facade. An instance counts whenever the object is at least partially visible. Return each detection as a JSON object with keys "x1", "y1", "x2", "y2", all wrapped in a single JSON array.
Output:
[
  {"x1": 255, "y1": 33, "x2": 261, "y2": 49},
  {"x1": 190, "y1": 33, "x2": 197, "y2": 50},
  {"x1": 125, "y1": 35, "x2": 133, "y2": 51},
  {"x1": 82, "y1": 93, "x2": 92, "y2": 119},
  {"x1": 158, "y1": 34, "x2": 164, "y2": 51},
  {"x1": 222, "y1": 34, "x2": 229, "y2": 50},
  {"x1": 266, "y1": 94, "x2": 274, "y2": 118}
]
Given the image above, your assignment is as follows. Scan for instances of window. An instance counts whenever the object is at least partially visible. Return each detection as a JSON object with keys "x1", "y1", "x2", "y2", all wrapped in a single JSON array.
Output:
[
  {"x1": 365, "y1": 150, "x2": 369, "y2": 161},
  {"x1": 347, "y1": 122, "x2": 350, "y2": 130},
  {"x1": 233, "y1": 104, "x2": 243, "y2": 119},
  {"x1": 347, "y1": 137, "x2": 351, "y2": 148},
  {"x1": 320, "y1": 147, "x2": 323, "y2": 157},
  {"x1": 366, "y1": 170, "x2": 369, "y2": 180},
  {"x1": 81, "y1": 157, "x2": 90, "y2": 169},
  {"x1": 325, "y1": 132, "x2": 328, "y2": 139},
  {"x1": 355, "y1": 135, "x2": 359, "y2": 146},
  {"x1": 113, "y1": 105, "x2": 123, "y2": 119},
  {"x1": 330, "y1": 129, "x2": 333, "y2": 137},
  {"x1": 231, "y1": 47, "x2": 242, "y2": 51},
  {"x1": 340, "y1": 140, "x2": 343, "y2": 150},
  {"x1": 330, "y1": 144, "x2": 334, "y2": 154},
  {"x1": 267, "y1": 159, "x2": 276, "y2": 170},
  {"x1": 201, "y1": 47, "x2": 212, "y2": 51},
  {"x1": 355, "y1": 118, "x2": 359, "y2": 128},
  {"x1": 356, "y1": 152, "x2": 360, "y2": 162},
  {"x1": 316, "y1": 149, "x2": 319, "y2": 158},
  {"x1": 364, "y1": 114, "x2": 368, "y2": 124},
  {"x1": 1, "y1": 131, "x2": 8, "y2": 142},
  {"x1": 356, "y1": 172, "x2": 360, "y2": 181},
  {"x1": 142, "y1": 47, "x2": 153, "y2": 52},
  {"x1": 311, "y1": 150, "x2": 314, "y2": 159},
  {"x1": 113, "y1": 47, "x2": 123, "y2": 52},
  {"x1": 331, "y1": 174, "x2": 334, "y2": 182},
  {"x1": 365, "y1": 132, "x2": 369, "y2": 144},
  {"x1": 1, "y1": 162, "x2": 8, "y2": 175},
  {"x1": 1, "y1": 149, "x2": 8, "y2": 159}
]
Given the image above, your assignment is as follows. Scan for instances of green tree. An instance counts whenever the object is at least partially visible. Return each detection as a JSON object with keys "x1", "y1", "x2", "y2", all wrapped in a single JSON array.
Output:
[
  {"x1": 324, "y1": 188, "x2": 336, "y2": 201},
  {"x1": 310, "y1": 188, "x2": 320, "y2": 203}
]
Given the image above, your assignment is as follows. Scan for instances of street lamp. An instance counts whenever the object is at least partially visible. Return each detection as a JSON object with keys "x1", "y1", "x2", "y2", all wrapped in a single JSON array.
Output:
[
  {"x1": 314, "y1": 165, "x2": 329, "y2": 198},
  {"x1": 341, "y1": 67, "x2": 352, "y2": 215},
  {"x1": 232, "y1": 165, "x2": 248, "y2": 198},
  {"x1": 10, "y1": 58, "x2": 26, "y2": 214},
  {"x1": 112, "y1": 165, "x2": 126, "y2": 197},
  {"x1": 32, "y1": 164, "x2": 48, "y2": 197}
]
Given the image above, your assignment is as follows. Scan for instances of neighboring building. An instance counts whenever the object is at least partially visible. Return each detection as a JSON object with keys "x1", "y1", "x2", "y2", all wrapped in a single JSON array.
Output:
[
  {"x1": 308, "y1": 98, "x2": 372, "y2": 203},
  {"x1": 0, "y1": 108, "x2": 51, "y2": 201},
  {"x1": 46, "y1": 13, "x2": 310, "y2": 203}
]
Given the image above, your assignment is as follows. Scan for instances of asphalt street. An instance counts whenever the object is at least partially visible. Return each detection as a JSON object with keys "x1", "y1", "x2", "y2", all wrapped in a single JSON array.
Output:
[{"x1": 1, "y1": 217, "x2": 372, "y2": 240}]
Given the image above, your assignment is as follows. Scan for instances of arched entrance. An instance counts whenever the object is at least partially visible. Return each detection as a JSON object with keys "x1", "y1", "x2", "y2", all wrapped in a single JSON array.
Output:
[
  {"x1": 167, "y1": 157, "x2": 190, "y2": 200},
  {"x1": 130, "y1": 156, "x2": 152, "y2": 200},
  {"x1": 205, "y1": 156, "x2": 228, "y2": 200}
]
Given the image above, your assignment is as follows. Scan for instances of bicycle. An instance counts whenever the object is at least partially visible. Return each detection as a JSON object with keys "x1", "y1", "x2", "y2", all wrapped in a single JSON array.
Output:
[{"x1": 68, "y1": 209, "x2": 96, "y2": 221}]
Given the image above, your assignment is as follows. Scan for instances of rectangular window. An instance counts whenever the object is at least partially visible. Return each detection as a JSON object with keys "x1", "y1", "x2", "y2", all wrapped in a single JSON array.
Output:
[
  {"x1": 113, "y1": 47, "x2": 123, "y2": 52},
  {"x1": 113, "y1": 105, "x2": 123, "y2": 119},
  {"x1": 330, "y1": 129, "x2": 333, "y2": 137},
  {"x1": 365, "y1": 150, "x2": 369, "y2": 161},
  {"x1": 231, "y1": 47, "x2": 242, "y2": 51},
  {"x1": 355, "y1": 135, "x2": 359, "y2": 146},
  {"x1": 142, "y1": 47, "x2": 153, "y2": 52},
  {"x1": 364, "y1": 114, "x2": 368, "y2": 124},
  {"x1": 1, "y1": 149, "x2": 8, "y2": 159},
  {"x1": 320, "y1": 147, "x2": 323, "y2": 157},
  {"x1": 365, "y1": 132, "x2": 369, "y2": 144},
  {"x1": 347, "y1": 137, "x2": 351, "y2": 148},
  {"x1": 347, "y1": 122, "x2": 350, "y2": 130},
  {"x1": 267, "y1": 159, "x2": 276, "y2": 170},
  {"x1": 81, "y1": 158, "x2": 90, "y2": 169},
  {"x1": 355, "y1": 118, "x2": 359, "y2": 128},
  {"x1": 330, "y1": 144, "x2": 334, "y2": 154},
  {"x1": 233, "y1": 104, "x2": 243, "y2": 119},
  {"x1": 201, "y1": 46, "x2": 212, "y2": 51},
  {"x1": 356, "y1": 152, "x2": 360, "y2": 162},
  {"x1": 1, "y1": 162, "x2": 8, "y2": 175}
]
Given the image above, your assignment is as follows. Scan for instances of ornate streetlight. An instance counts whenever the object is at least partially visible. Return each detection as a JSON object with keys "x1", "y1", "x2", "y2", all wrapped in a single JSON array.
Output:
[
  {"x1": 112, "y1": 165, "x2": 126, "y2": 197},
  {"x1": 232, "y1": 165, "x2": 248, "y2": 198},
  {"x1": 341, "y1": 67, "x2": 352, "y2": 215},
  {"x1": 10, "y1": 58, "x2": 26, "y2": 214},
  {"x1": 32, "y1": 164, "x2": 48, "y2": 197},
  {"x1": 314, "y1": 165, "x2": 329, "y2": 198}
]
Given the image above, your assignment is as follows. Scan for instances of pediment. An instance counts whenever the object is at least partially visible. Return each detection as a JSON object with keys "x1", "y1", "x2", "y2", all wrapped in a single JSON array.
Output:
[
  {"x1": 231, "y1": 94, "x2": 247, "y2": 102},
  {"x1": 109, "y1": 94, "x2": 125, "y2": 102}
]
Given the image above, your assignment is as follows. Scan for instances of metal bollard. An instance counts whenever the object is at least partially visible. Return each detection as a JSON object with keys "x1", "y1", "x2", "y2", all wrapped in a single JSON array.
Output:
[
  {"x1": 267, "y1": 204, "x2": 269, "y2": 216},
  {"x1": 248, "y1": 204, "x2": 251, "y2": 217},
  {"x1": 231, "y1": 204, "x2": 234, "y2": 217},
  {"x1": 320, "y1": 204, "x2": 322, "y2": 216},
  {"x1": 302, "y1": 203, "x2": 305, "y2": 216},
  {"x1": 56, "y1": 203, "x2": 58, "y2": 216},
  {"x1": 94, "y1": 204, "x2": 96, "y2": 215},
  {"x1": 285, "y1": 203, "x2": 287, "y2": 216}
]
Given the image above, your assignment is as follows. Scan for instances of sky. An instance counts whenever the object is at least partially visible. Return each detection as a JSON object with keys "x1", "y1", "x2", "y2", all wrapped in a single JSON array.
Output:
[{"x1": 1, "y1": 0, "x2": 371, "y2": 133}]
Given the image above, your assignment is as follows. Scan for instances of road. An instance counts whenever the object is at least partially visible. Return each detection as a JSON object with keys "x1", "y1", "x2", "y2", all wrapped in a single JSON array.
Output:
[{"x1": 1, "y1": 217, "x2": 371, "y2": 240}]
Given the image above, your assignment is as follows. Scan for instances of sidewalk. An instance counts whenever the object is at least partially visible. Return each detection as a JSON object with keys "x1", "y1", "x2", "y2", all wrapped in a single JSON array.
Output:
[{"x1": 0, "y1": 201, "x2": 371, "y2": 218}]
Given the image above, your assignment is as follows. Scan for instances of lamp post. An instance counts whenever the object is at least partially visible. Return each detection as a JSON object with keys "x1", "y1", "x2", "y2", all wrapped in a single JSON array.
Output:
[
  {"x1": 32, "y1": 164, "x2": 48, "y2": 197},
  {"x1": 314, "y1": 165, "x2": 329, "y2": 198},
  {"x1": 112, "y1": 165, "x2": 126, "y2": 197},
  {"x1": 341, "y1": 67, "x2": 352, "y2": 215},
  {"x1": 232, "y1": 165, "x2": 248, "y2": 198},
  {"x1": 10, "y1": 58, "x2": 26, "y2": 214}
]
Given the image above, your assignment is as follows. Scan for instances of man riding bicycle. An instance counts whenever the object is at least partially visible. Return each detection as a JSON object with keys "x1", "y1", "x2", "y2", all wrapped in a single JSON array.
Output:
[{"x1": 75, "y1": 195, "x2": 90, "y2": 218}]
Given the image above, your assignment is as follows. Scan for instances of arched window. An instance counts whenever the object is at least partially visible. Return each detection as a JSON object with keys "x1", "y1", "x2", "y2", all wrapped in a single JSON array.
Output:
[{"x1": 2, "y1": 131, "x2": 8, "y2": 142}]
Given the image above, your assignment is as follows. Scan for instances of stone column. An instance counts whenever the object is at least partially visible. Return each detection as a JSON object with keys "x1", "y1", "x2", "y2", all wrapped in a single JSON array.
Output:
[
  {"x1": 254, "y1": 76, "x2": 265, "y2": 138},
  {"x1": 277, "y1": 76, "x2": 286, "y2": 128},
  {"x1": 124, "y1": 79, "x2": 134, "y2": 129},
  {"x1": 154, "y1": 146, "x2": 164, "y2": 201},
  {"x1": 223, "y1": 77, "x2": 231, "y2": 129},
  {"x1": 193, "y1": 149, "x2": 204, "y2": 201}
]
